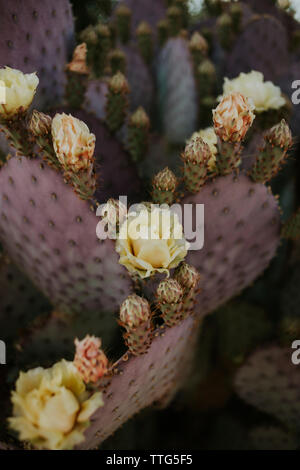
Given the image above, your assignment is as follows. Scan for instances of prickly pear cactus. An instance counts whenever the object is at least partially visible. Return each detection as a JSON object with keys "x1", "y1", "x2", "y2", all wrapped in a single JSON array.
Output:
[
  {"x1": 215, "y1": 302, "x2": 272, "y2": 366},
  {"x1": 0, "y1": 255, "x2": 50, "y2": 343},
  {"x1": 226, "y1": 15, "x2": 289, "y2": 81},
  {"x1": 235, "y1": 346, "x2": 300, "y2": 432},
  {"x1": 0, "y1": 156, "x2": 132, "y2": 315},
  {"x1": 78, "y1": 315, "x2": 199, "y2": 448},
  {"x1": 184, "y1": 173, "x2": 281, "y2": 315},
  {"x1": 114, "y1": 0, "x2": 167, "y2": 38},
  {"x1": 0, "y1": 0, "x2": 75, "y2": 108},
  {"x1": 16, "y1": 309, "x2": 121, "y2": 370},
  {"x1": 157, "y1": 37, "x2": 198, "y2": 144},
  {"x1": 120, "y1": 44, "x2": 155, "y2": 115},
  {"x1": 83, "y1": 80, "x2": 108, "y2": 121},
  {"x1": 52, "y1": 108, "x2": 142, "y2": 202}
]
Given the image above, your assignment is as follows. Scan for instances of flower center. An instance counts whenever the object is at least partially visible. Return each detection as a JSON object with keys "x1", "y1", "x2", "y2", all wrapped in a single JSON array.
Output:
[{"x1": 38, "y1": 388, "x2": 80, "y2": 434}]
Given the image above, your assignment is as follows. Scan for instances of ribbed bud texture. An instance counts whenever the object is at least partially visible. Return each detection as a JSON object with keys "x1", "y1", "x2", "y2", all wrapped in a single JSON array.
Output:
[
  {"x1": 119, "y1": 294, "x2": 153, "y2": 355},
  {"x1": 251, "y1": 120, "x2": 293, "y2": 183},
  {"x1": 182, "y1": 136, "x2": 212, "y2": 193},
  {"x1": 157, "y1": 279, "x2": 184, "y2": 327},
  {"x1": 152, "y1": 167, "x2": 177, "y2": 204}
]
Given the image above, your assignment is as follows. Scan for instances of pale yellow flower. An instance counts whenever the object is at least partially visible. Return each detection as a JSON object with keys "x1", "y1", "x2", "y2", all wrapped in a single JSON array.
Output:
[
  {"x1": 188, "y1": 127, "x2": 217, "y2": 171},
  {"x1": 9, "y1": 360, "x2": 103, "y2": 450},
  {"x1": 51, "y1": 113, "x2": 96, "y2": 172},
  {"x1": 0, "y1": 67, "x2": 39, "y2": 118},
  {"x1": 220, "y1": 71, "x2": 286, "y2": 113},
  {"x1": 277, "y1": 0, "x2": 290, "y2": 11},
  {"x1": 213, "y1": 92, "x2": 255, "y2": 143},
  {"x1": 116, "y1": 206, "x2": 189, "y2": 278}
]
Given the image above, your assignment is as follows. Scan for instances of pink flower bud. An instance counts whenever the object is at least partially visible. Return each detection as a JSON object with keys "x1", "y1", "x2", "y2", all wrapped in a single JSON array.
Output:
[
  {"x1": 74, "y1": 335, "x2": 108, "y2": 384},
  {"x1": 213, "y1": 92, "x2": 255, "y2": 143}
]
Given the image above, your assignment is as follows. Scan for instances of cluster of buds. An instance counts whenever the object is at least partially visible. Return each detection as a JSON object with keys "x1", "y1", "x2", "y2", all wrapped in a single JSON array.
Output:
[
  {"x1": 155, "y1": 263, "x2": 201, "y2": 328},
  {"x1": 152, "y1": 167, "x2": 178, "y2": 205},
  {"x1": 74, "y1": 335, "x2": 108, "y2": 384},
  {"x1": 251, "y1": 119, "x2": 293, "y2": 184},
  {"x1": 119, "y1": 294, "x2": 153, "y2": 355}
]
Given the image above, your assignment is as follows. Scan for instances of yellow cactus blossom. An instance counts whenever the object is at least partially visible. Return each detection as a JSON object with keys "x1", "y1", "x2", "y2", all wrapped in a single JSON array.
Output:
[
  {"x1": 116, "y1": 206, "x2": 189, "y2": 278},
  {"x1": 220, "y1": 71, "x2": 286, "y2": 113},
  {"x1": 0, "y1": 67, "x2": 39, "y2": 118},
  {"x1": 9, "y1": 360, "x2": 103, "y2": 450}
]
